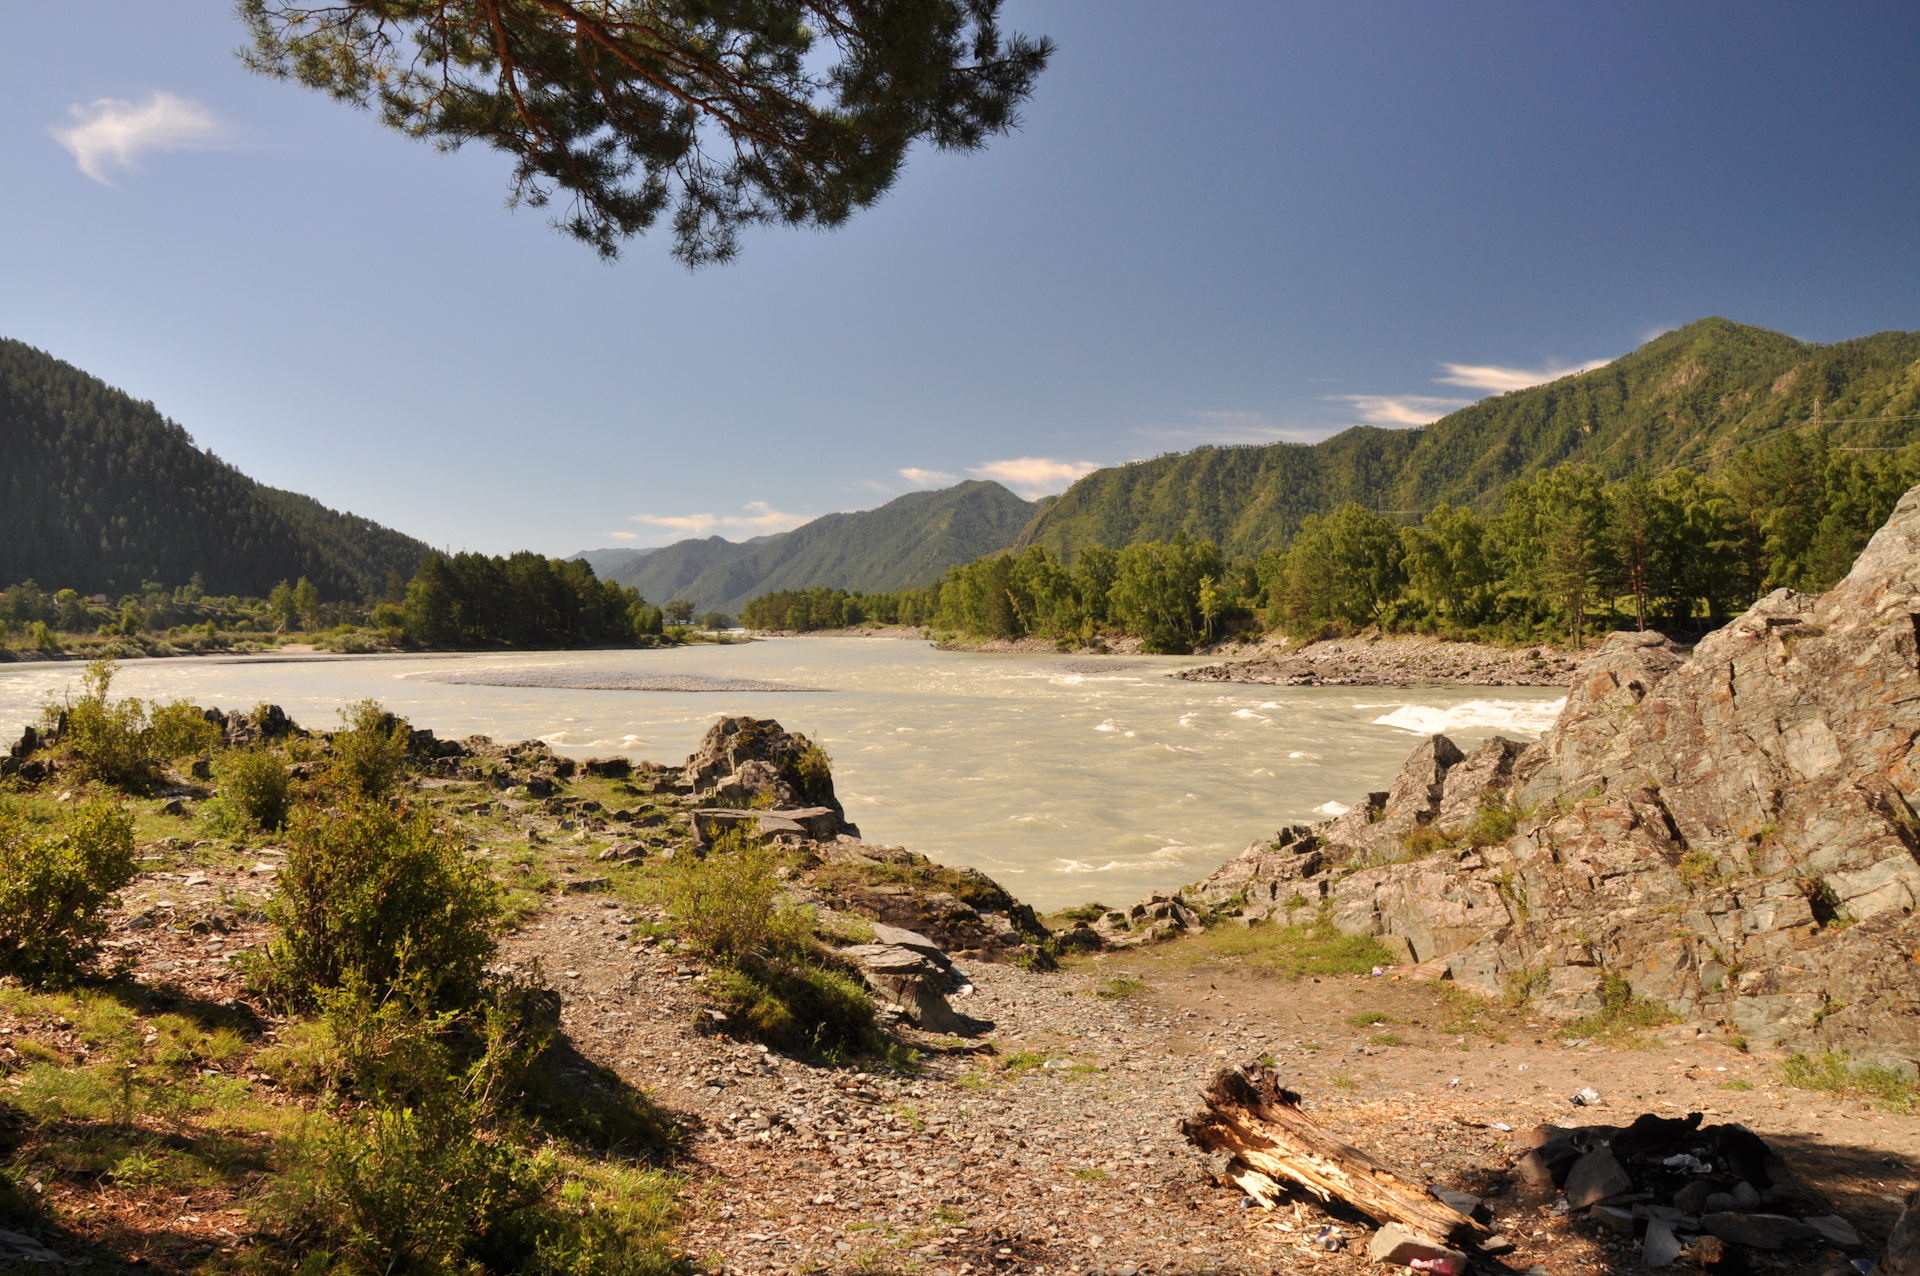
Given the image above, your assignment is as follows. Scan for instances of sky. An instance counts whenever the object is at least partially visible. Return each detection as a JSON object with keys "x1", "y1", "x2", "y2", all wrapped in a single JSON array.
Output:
[{"x1": 5, "y1": 2, "x2": 1920, "y2": 556}]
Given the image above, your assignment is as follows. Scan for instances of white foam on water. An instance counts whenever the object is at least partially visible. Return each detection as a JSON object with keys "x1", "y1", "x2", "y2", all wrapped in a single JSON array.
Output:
[
  {"x1": 1232, "y1": 708, "x2": 1269, "y2": 721},
  {"x1": 1314, "y1": 800, "x2": 1352, "y2": 816},
  {"x1": 1288, "y1": 750, "x2": 1320, "y2": 760},
  {"x1": 1370, "y1": 697, "x2": 1566, "y2": 738}
]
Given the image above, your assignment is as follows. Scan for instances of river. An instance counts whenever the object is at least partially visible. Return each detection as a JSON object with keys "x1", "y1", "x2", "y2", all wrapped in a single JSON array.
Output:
[{"x1": 0, "y1": 638, "x2": 1565, "y2": 911}]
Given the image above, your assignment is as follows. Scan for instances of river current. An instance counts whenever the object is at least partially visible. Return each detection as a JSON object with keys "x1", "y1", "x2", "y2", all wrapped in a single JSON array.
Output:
[{"x1": 0, "y1": 638, "x2": 1565, "y2": 910}]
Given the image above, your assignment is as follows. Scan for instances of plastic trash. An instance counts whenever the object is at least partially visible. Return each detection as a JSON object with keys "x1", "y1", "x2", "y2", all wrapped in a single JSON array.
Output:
[
  {"x1": 1409, "y1": 1260, "x2": 1461, "y2": 1276},
  {"x1": 1448, "y1": 1077, "x2": 1460, "y2": 1088},
  {"x1": 1314, "y1": 1225, "x2": 1343, "y2": 1251},
  {"x1": 1491, "y1": 1121, "x2": 1513, "y2": 1131},
  {"x1": 1551, "y1": 1197, "x2": 1572, "y2": 1216},
  {"x1": 1570, "y1": 1086, "x2": 1601, "y2": 1106},
  {"x1": 1661, "y1": 1153, "x2": 1712, "y2": 1173},
  {"x1": 1370, "y1": 966, "x2": 1385, "y2": 976}
]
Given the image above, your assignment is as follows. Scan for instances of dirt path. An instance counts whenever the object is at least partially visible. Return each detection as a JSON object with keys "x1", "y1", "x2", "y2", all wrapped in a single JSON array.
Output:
[{"x1": 500, "y1": 890, "x2": 1918, "y2": 1276}]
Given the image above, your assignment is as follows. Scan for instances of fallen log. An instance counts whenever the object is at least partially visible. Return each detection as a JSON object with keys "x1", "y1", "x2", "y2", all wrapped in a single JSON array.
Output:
[{"x1": 1181, "y1": 1064, "x2": 1485, "y2": 1245}]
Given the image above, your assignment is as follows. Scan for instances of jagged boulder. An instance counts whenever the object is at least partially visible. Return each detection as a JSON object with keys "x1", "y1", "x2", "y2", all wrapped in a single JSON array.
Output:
[
  {"x1": 681, "y1": 717, "x2": 851, "y2": 832},
  {"x1": 1182, "y1": 482, "x2": 1920, "y2": 1064}
]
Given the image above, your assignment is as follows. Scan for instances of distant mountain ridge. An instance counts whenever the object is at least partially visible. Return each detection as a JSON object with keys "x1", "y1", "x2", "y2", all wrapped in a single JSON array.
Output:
[
  {"x1": 584, "y1": 481, "x2": 1038, "y2": 613},
  {"x1": 1019, "y1": 318, "x2": 1920, "y2": 559},
  {"x1": 0, "y1": 338, "x2": 430, "y2": 598}
]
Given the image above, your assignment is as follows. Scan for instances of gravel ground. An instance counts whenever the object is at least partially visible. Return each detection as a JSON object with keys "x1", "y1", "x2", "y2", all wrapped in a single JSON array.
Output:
[{"x1": 1178, "y1": 636, "x2": 1583, "y2": 688}]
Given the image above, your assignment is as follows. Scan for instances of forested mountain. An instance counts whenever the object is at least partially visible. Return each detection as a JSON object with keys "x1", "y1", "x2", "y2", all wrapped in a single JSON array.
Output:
[
  {"x1": 1020, "y1": 318, "x2": 1920, "y2": 559},
  {"x1": 0, "y1": 339, "x2": 429, "y2": 598},
  {"x1": 599, "y1": 481, "x2": 1037, "y2": 612}
]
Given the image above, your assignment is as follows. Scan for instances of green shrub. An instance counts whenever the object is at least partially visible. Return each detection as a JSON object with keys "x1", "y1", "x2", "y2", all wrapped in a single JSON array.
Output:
[
  {"x1": 792, "y1": 739, "x2": 833, "y2": 804},
  {"x1": 217, "y1": 747, "x2": 293, "y2": 831},
  {"x1": 147, "y1": 700, "x2": 220, "y2": 761},
  {"x1": 49, "y1": 659, "x2": 155, "y2": 791},
  {"x1": 1056, "y1": 902, "x2": 1109, "y2": 924},
  {"x1": 252, "y1": 800, "x2": 500, "y2": 1010},
  {"x1": 665, "y1": 830, "x2": 812, "y2": 964},
  {"x1": 327, "y1": 699, "x2": 412, "y2": 800},
  {"x1": 0, "y1": 799, "x2": 136, "y2": 986},
  {"x1": 709, "y1": 958, "x2": 880, "y2": 1055},
  {"x1": 1458, "y1": 795, "x2": 1521, "y2": 848}
]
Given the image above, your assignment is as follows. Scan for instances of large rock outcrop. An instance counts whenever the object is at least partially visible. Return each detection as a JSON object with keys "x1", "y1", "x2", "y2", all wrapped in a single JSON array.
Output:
[
  {"x1": 681, "y1": 716, "x2": 856, "y2": 836},
  {"x1": 1185, "y1": 484, "x2": 1920, "y2": 1071}
]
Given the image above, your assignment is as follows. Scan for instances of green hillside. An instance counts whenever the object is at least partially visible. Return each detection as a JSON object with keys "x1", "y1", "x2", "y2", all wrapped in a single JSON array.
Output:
[
  {"x1": 604, "y1": 480, "x2": 1037, "y2": 612},
  {"x1": 1020, "y1": 318, "x2": 1920, "y2": 558},
  {"x1": 0, "y1": 339, "x2": 430, "y2": 598}
]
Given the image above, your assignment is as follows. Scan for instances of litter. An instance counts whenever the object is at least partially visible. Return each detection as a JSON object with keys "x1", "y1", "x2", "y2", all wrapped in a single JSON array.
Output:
[
  {"x1": 1490, "y1": 1122, "x2": 1513, "y2": 1132},
  {"x1": 1570, "y1": 1086, "x2": 1601, "y2": 1106},
  {"x1": 1661, "y1": 1153, "x2": 1712, "y2": 1173},
  {"x1": 1314, "y1": 1225, "x2": 1343, "y2": 1251}
]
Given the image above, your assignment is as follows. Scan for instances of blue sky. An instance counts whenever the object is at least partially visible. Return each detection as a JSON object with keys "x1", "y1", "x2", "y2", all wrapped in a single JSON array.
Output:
[{"x1": 5, "y1": 2, "x2": 1920, "y2": 555}]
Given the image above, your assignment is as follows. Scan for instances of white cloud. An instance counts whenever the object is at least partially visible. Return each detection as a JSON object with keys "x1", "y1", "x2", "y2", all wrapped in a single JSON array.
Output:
[
  {"x1": 629, "y1": 500, "x2": 809, "y2": 540},
  {"x1": 967, "y1": 457, "x2": 1101, "y2": 498},
  {"x1": 603, "y1": 531, "x2": 638, "y2": 541},
  {"x1": 898, "y1": 467, "x2": 957, "y2": 488},
  {"x1": 1436, "y1": 357, "x2": 1613, "y2": 394},
  {"x1": 52, "y1": 91, "x2": 228, "y2": 183},
  {"x1": 1327, "y1": 394, "x2": 1474, "y2": 427},
  {"x1": 1135, "y1": 410, "x2": 1331, "y2": 446}
]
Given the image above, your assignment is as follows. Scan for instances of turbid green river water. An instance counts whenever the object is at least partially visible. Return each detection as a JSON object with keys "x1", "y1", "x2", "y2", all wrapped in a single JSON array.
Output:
[{"x1": 0, "y1": 638, "x2": 1565, "y2": 911}]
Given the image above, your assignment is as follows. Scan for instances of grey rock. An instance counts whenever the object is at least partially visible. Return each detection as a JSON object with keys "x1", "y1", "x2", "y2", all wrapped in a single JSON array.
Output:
[
  {"x1": 1589, "y1": 1204, "x2": 1635, "y2": 1235},
  {"x1": 1366, "y1": 1223, "x2": 1467, "y2": 1269},
  {"x1": 1885, "y1": 1190, "x2": 1920, "y2": 1276},
  {"x1": 1699, "y1": 1211, "x2": 1815, "y2": 1249},
  {"x1": 1705, "y1": 1191, "x2": 1736, "y2": 1213},
  {"x1": 1431, "y1": 1187, "x2": 1483, "y2": 1219},
  {"x1": 0, "y1": 1229, "x2": 63, "y2": 1264},
  {"x1": 1731, "y1": 1179, "x2": 1762, "y2": 1210},
  {"x1": 1563, "y1": 1147, "x2": 1634, "y2": 1209},
  {"x1": 1673, "y1": 1179, "x2": 1718, "y2": 1215},
  {"x1": 1800, "y1": 1213, "x2": 1862, "y2": 1248},
  {"x1": 1479, "y1": 1234, "x2": 1516, "y2": 1255},
  {"x1": 1643, "y1": 1218, "x2": 1686, "y2": 1267}
]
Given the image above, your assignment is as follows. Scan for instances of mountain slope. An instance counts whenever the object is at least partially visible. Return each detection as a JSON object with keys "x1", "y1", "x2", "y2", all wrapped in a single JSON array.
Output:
[
  {"x1": 1020, "y1": 318, "x2": 1920, "y2": 559},
  {"x1": 603, "y1": 481, "x2": 1038, "y2": 612},
  {"x1": 0, "y1": 338, "x2": 430, "y2": 598}
]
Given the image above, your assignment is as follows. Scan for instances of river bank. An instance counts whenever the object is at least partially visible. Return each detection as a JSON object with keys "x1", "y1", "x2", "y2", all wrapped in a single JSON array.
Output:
[{"x1": 1179, "y1": 633, "x2": 1585, "y2": 687}]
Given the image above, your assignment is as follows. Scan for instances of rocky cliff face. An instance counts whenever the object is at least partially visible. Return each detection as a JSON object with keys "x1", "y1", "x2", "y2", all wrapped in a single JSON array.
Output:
[{"x1": 1184, "y1": 485, "x2": 1920, "y2": 1073}]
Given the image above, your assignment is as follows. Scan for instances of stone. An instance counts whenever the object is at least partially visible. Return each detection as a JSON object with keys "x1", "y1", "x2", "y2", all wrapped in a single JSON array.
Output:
[
  {"x1": 1431, "y1": 1188, "x2": 1482, "y2": 1220},
  {"x1": 1885, "y1": 1190, "x2": 1920, "y2": 1276},
  {"x1": 1799, "y1": 1214, "x2": 1861, "y2": 1248},
  {"x1": 1479, "y1": 1234, "x2": 1515, "y2": 1256},
  {"x1": 1704, "y1": 1192, "x2": 1736, "y2": 1213},
  {"x1": 1730, "y1": 1180, "x2": 1762, "y2": 1210},
  {"x1": 582, "y1": 756, "x2": 632, "y2": 779},
  {"x1": 0, "y1": 1229, "x2": 64, "y2": 1264},
  {"x1": 1563, "y1": 1148, "x2": 1634, "y2": 1209},
  {"x1": 1513, "y1": 1150, "x2": 1556, "y2": 1189},
  {"x1": 1699, "y1": 1211, "x2": 1814, "y2": 1250},
  {"x1": 1589, "y1": 1204, "x2": 1635, "y2": 1236},
  {"x1": 1366, "y1": 1223, "x2": 1467, "y2": 1270},
  {"x1": 1642, "y1": 1218, "x2": 1686, "y2": 1268},
  {"x1": 1672, "y1": 1180, "x2": 1717, "y2": 1215}
]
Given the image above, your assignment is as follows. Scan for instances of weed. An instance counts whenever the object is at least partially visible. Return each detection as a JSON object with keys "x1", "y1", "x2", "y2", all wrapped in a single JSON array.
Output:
[
  {"x1": 1369, "y1": 1033, "x2": 1404, "y2": 1047},
  {"x1": 0, "y1": 798, "x2": 136, "y2": 986},
  {"x1": 1502, "y1": 965, "x2": 1550, "y2": 1008},
  {"x1": 1331, "y1": 1071, "x2": 1356, "y2": 1089},
  {"x1": 1345, "y1": 1011, "x2": 1392, "y2": 1027},
  {"x1": 1458, "y1": 795, "x2": 1523, "y2": 848},
  {"x1": 663, "y1": 829, "x2": 811, "y2": 965},
  {"x1": 1404, "y1": 825, "x2": 1454, "y2": 858},
  {"x1": 1781, "y1": 1051, "x2": 1918, "y2": 1114},
  {"x1": 1056, "y1": 902, "x2": 1109, "y2": 924},
  {"x1": 1094, "y1": 977, "x2": 1147, "y2": 1000},
  {"x1": 998, "y1": 1050, "x2": 1048, "y2": 1075},
  {"x1": 1072, "y1": 1167, "x2": 1107, "y2": 1181},
  {"x1": 1183, "y1": 912, "x2": 1395, "y2": 977},
  {"x1": 708, "y1": 959, "x2": 880, "y2": 1056},
  {"x1": 1718, "y1": 1079, "x2": 1755, "y2": 1091}
]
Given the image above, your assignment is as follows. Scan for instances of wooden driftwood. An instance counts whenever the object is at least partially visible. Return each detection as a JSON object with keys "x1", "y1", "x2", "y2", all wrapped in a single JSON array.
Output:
[{"x1": 1181, "y1": 1064, "x2": 1485, "y2": 1245}]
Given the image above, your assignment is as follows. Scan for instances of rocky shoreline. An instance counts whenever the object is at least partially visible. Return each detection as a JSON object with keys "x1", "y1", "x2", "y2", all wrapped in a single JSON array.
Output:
[{"x1": 1178, "y1": 633, "x2": 1584, "y2": 687}]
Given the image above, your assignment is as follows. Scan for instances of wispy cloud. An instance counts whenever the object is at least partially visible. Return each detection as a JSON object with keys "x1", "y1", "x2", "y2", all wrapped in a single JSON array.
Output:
[
  {"x1": 603, "y1": 531, "x2": 638, "y2": 541},
  {"x1": 52, "y1": 91, "x2": 228, "y2": 183},
  {"x1": 967, "y1": 457, "x2": 1101, "y2": 499},
  {"x1": 1135, "y1": 410, "x2": 1330, "y2": 446},
  {"x1": 898, "y1": 467, "x2": 957, "y2": 488},
  {"x1": 1326, "y1": 394, "x2": 1473, "y2": 427},
  {"x1": 1436, "y1": 358, "x2": 1613, "y2": 394},
  {"x1": 629, "y1": 501, "x2": 809, "y2": 539}
]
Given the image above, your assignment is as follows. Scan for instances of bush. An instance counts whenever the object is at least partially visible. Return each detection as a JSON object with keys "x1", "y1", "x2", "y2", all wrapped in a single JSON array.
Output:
[
  {"x1": 665, "y1": 829, "x2": 812, "y2": 964},
  {"x1": 50, "y1": 659, "x2": 154, "y2": 790},
  {"x1": 328, "y1": 699, "x2": 413, "y2": 800},
  {"x1": 252, "y1": 800, "x2": 500, "y2": 1010},
  {"x1": 147, "y1": 699, "x2": 220, "y2": 761},
  {"x1": 1458, "y1": 794, "x2": 1522, "y2": 848},
  {"x1": 0, "y1": 799, "x2": 137, "y2": 986},
  {"x1": 217, "y1": 747, "x2": 293, "y2": 831},
  {"x1": 709, "y1": 959, "x2": 881, "y2": 1055}
]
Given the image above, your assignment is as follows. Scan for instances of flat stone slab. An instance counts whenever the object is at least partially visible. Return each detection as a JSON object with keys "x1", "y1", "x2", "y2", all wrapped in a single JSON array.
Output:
[
  {"x1": 1700, "y1": 1211, "x2": 1815, "y2": 1250},
  {"x1": 1564, "y1": 1148, "x2": 1634, "y2": 1209},
  {"x1": 1367, "y1": 1223, "x2": 1467, "y2": 1270}
]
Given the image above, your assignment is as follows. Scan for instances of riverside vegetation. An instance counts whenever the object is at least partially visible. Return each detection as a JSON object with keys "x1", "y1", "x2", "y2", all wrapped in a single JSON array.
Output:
[{"x1": 745, "y1": 423, "x2": 1920, "y2": 653}]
